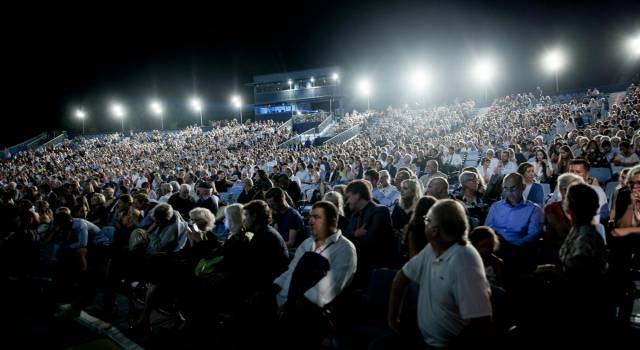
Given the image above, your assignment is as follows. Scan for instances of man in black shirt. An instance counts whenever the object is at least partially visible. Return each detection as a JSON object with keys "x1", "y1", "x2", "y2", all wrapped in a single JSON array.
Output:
[
  {"x1": 214, "y1": 170, "x2": 234, "y2": 193},
  {"x1": 237, "y1": 178, "x2": 259, "y2": 204},
  {"x1": 168, "y1": 184, "x2": 196, "y2": 219},
  {"x1": 265, "y1": 187, "x2": 305, "y2": 248},
  {"x1": 195, "y1": 181, "x2": 219, "y2": 214},
  {"x1": 277, "y1": 174, "x2": 302, "y2": 205}
]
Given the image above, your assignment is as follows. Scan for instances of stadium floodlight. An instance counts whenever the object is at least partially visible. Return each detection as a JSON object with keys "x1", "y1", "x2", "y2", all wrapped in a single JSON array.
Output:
[
  {"x1": 407, "y1": 68, "x2": 432, "y2": 107},
  {"x1": 628, "y1": 34, "x2": 640, "y2": 57},
  {"x1": 409, "y1": 69, "x2": 428, "y2": 91},
  {"x1": 330, "y1": 73, "x2": 340, "y2": 114},
  {"x1": 149, "y1": 100, "x2": 164, "y2": 129},
  {"x1": 75, "y1": 108, "x2": 86, "y2": 134},
  {"x1": 310, "y1": 76, "x2": 315, "y2": 83},
  {"x1": 471, "y1": 59, "x2": 497, "y2": 102},
  {"x1": 542, "y1": 48, "x2": 567, "y2": 92},
  {"x1": 231, "y1": 95, "x2": 243, "y2": 124},
  {"x1": 358, "y1": 79, "x2": 372, "y2": 110},
  {"x1": 110, "y1": 102, "x2": 126, "y2": 133},
  {"x1": 288, "y1": 79, "x2": 293, "y2": 89},
  {"x1": 472, "y1": 60, "x2": 496, "y2": 85},
  {"x1": 189, "y1": 97, "x2": 204, "y2": 126}
]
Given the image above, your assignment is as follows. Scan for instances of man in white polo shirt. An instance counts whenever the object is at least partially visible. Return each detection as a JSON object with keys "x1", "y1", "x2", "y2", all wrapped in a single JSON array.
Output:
[{"x1": 388, "y1": 199, "x2": 492, "y2": 348}]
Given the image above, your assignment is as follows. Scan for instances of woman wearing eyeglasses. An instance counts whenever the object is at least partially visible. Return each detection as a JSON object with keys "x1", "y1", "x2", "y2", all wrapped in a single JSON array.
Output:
[{"x1": 611, "y1": 165, "x2": 640, "y2": 237}]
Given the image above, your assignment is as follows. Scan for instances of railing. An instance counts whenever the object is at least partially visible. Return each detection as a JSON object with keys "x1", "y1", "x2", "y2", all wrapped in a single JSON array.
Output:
[
  {"x1": 278, "y1": 134, "x2": 302, "y2": 149},
  {"x1": 316, "y1": 114, "x2": 333, "y2": 134},
  {"x1": 301, "y1": 127, "x2": 316, "y2": 135},
  {"x1": 324, "y1": 124, "x2": 361, "y2": 145},
  {"x1": 278, "y1": 118, "x2": 293, "y2": 131},
  {"x1": 255, "y1": 86, "x2": 338, "y2": 104},
  {"x1": 41, "y1": 131, "x2": 68, "y2": 149}
]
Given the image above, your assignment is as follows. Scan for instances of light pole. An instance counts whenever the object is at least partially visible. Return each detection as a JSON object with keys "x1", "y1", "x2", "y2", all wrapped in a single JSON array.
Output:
[
  {"x1": 111, "y1": 103, "x2": 126, "y2": 133},
  {"x1": 409, "y1": 69, "x2": 430, "y2": 107},
  {"x1": 190, "y1": 97, "x2": 203, "y2": 126},
  {"x1": 149, "y1": 100, "x2": 164, "y2": 130},
  {"x1": 75, "y1": 109, "x2": 86, "y2": 135},
  {"x1": 330, "y1": 73, "x2": 339, "y2": 115},
  {"x1": 358, "y1": 79, "x2": 372, "y2": 111},
  {"x1": 472, "y1": 59, "x2": 496, "y2": 104},
  {"x1": 629, "y1": 34, "x2": 640, "y2": 58},
  {"x1": 231, "y1": 95, "x2": 243, "y2": 124},
  {"x1": 542, "y1": 49, "x2": 566, "y2": 93}
]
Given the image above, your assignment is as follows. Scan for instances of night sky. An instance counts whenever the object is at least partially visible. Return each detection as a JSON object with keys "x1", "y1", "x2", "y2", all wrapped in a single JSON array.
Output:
[{"x1": 3, "y1": 0, "x2": 639, "y2": 148}]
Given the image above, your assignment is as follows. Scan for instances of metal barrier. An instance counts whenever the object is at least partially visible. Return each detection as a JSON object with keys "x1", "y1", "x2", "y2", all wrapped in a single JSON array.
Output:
[
  {"x1": 324, "y1": 124, "x2": 361, "y2": 145},
  {"x1": 278, "y1": 134, "x2": 302, "y2": 148},
  {"x1": 316, "y1": 115, "x2": 333, "y2": 134},
  {"x1": 278, "y1": 118, "x2": 293, "y2": 131},
  {"x1": 301, "y1": 127, "x2": 316, "y2": 135},
  {"x1": 41, "y1": 132, "x2": 68, "y2": 149}
]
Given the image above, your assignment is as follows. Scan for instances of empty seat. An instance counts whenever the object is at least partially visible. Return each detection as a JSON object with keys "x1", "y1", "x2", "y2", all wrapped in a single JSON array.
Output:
[{"x1": 590, "y1": 167, "x2": 612, "y2": 184}]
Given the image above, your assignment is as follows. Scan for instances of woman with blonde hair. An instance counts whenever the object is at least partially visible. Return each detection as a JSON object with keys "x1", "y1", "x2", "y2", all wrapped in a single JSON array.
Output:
[{"x1": 392, "y1": 178, "x2": 422, "y2": 241}]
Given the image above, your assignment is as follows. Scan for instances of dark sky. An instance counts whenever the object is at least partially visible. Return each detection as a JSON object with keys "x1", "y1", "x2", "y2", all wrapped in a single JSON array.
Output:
[{"x1": 3, "y1": 0, "x2": 639, "y2": 147}]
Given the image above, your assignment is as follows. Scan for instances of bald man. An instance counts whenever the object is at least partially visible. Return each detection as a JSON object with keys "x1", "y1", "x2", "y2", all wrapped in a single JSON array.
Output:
[
  {"x1": 485, "y1": 173, "x2": 543, "y2": 246},
  {"x1": 425, "y1": 177, "x2": 449, "y2": 200}
]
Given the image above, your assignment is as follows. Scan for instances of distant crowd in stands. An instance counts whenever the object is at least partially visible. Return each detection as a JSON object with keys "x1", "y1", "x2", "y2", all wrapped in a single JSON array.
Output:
[{"x1": 1, "y1": 83, "x2": 639, "y2": 348}]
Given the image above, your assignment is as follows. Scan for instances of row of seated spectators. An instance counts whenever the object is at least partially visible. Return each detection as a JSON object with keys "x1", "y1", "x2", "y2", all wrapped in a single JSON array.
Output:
[{"x1": 1, "y1": 84, "x2": 639, "y2": 348}]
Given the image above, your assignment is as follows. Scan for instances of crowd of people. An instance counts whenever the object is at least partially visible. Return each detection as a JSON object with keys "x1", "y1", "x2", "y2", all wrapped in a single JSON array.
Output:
[{"x1": 1, "y1": 82, "x2": 640, "y2": 348}]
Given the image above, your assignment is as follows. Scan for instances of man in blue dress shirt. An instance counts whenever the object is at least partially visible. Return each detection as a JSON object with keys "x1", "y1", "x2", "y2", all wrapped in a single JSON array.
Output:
[{"x1": 485, "y1": 172, "x2": 543, "y2": 274}]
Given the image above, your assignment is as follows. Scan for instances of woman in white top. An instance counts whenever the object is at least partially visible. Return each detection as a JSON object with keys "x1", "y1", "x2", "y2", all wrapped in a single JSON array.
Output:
[
  {"x1": 530, "y1": 149, "x2": 553, "y2": 183},
  {"x1": 482, "y1": 148, "x2": 499, "y2": 175},
  {"x1": 477, "y1": 157, "x2": 492, "y2": 185}
]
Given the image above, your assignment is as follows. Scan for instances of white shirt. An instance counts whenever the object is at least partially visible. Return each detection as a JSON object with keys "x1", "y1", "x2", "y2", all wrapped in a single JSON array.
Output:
[
  {"x1": 158, "y1": 193, "x2": 172, "y2": 203},
  {"x1": 498, "y1": 161, "x2": 518, "y2": 175},
  {"x1": 274, "y1": 230, "x2": 357, "y2": 308},
  {"x1": 523, "y1": 183, "x2": 532, "y2": 201},
  {"x1": 290, "y1": 175, "x2": 302, "y2": 188},
  {"x1": 477, "y1": 166, "x2": 492, "y2": 183},
  {"x1": 403, "y1": 243, "x2": 492, "y2": 348},
  {"x1": 442, "y1": 153, "x2": 463, "y2": 167}
]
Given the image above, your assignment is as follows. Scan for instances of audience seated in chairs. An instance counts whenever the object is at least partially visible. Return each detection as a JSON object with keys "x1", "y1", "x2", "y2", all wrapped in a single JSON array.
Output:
[
  {"x1": 386, "y1": 199, "x2": 492, "y2": 349},
  {"x1": 273, "y1": 201, "x2": 357, "y2": 349}
]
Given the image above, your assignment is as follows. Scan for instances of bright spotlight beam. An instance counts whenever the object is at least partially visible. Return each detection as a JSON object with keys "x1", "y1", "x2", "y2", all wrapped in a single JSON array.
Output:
[
  {"x1": 149, "y1": 100, "x2": 163, "y2": 115},
  {"x1": 542, "y1": 49, "x2": 566, "y2": 73},
  {"x1": 189, "y1": 97, "x2": 202, "y2": 112},
  {"x1": 542, "y1": 48, "x2": 567, "y2": 92},
  {"x1": 110, "y1": 102, "x2": 126, "y2": 133},
  {"x1": 472, "y1": 60, "x2": 496, "y2": 85},
  {"x1": 358, "y1": 79, "x2": 372, "y2": 110},
  {"x1": 629, "y1": 34, "x2": 640, "y2": 57},
  {"x1": 110, "y1": 103, "x2": 125, "y2": 118},
  {"x1": 409, "y1": 69, "x2": 430, "y2": 92}
]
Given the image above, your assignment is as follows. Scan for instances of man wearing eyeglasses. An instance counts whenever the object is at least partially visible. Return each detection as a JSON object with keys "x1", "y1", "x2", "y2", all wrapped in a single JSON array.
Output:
[
  {"x1": 388, "y1": 200, "x2": 492, "y2": 348},
  {"x1": 485, "y1": 173, "x2": 543, "y2": 247}
]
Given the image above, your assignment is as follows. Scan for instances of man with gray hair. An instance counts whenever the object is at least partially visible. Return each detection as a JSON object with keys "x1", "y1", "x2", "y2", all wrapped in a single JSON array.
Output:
[
  {"x1": 388, "y1": 199, "x2": 492, "y2": 348},
  {"x1": 419, "y1": 159, "x2": 447, "y2": 190},
  {"x1": 376, "y1": 170, "x2": 400, "y2": 212},
  {"x1": 425, "y1": 177, "x2": 449, "y2": 199},
  {"x1": 168, "y1": 183, "x2": 196, "y2": 218}
]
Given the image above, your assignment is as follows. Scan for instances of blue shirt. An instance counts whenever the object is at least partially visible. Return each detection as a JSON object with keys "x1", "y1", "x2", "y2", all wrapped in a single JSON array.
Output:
[
  {"x1": 65, "y1": 218, "x2": 112, "y2": 249},
  {"x1": 485, "y1": 200, "x2": 543, "y2": 245},
  {"x1": 374, "y1": 186, "x2": 400, "y2": 212},
  {"x1": 272, "y1": 207, "x2": 304, "y2": 244}
]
